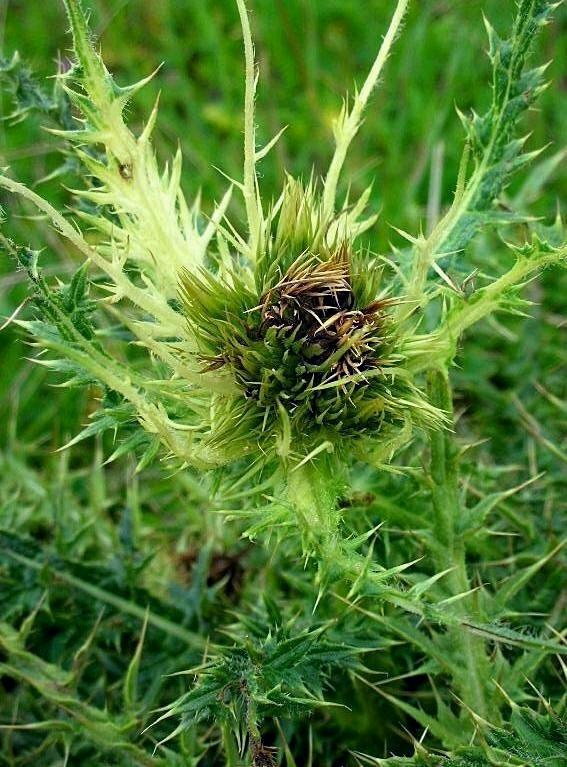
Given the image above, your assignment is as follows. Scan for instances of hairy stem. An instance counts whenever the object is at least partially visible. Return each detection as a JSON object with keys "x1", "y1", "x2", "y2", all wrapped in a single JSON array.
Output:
[
  {"x1": 409, "y1": 243, "x2": 567, "y2": 373},
  {"x1": 322, "y1": 0, "x2": 409, "y2": 218},
  {"x1": 427, "y1": 369, "x2": 496, "y2": 722},
  {"x1": 235, "y1": 0, "x2": 262, "y2": 257},
  {"x1": 286, "y1": 458, "x2": 345, "y2": 581},
  {"x1": 405, "y1": 0, "x2": 555, "y2": 308},
  {"x1": 221, "y1": 720, "x2": 241, "y2": 767}
]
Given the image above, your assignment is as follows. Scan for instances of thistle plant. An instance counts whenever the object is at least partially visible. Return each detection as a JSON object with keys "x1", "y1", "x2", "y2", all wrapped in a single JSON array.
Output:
[{"x1": 0, "y1": 0, "x2": 566, "y2": 765}]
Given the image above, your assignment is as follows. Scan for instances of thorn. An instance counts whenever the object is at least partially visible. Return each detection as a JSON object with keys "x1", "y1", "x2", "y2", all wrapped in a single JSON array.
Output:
[{"x1": 0, "y1": 298, "x2": 29, "y2": 331}]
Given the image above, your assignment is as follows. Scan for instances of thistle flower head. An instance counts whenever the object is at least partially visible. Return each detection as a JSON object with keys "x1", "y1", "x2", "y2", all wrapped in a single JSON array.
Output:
[
  {"x1": 0, "y1": 0, "x2": 450, "y2": 478},
  {"x1": 1, "y1": 1, "x2": 565, "y2": 761},
  {"x1": 7, "y1": 0, "x2": 561, "y2": 486},
  {"x1": 180, "y1": 181, "x2": 444, "y2": 469}
]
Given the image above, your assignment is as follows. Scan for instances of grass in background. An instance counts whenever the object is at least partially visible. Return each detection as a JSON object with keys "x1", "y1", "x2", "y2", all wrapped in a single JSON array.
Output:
[{"x1": 0, "y1": 1, "x2": 566, "y2": 765}]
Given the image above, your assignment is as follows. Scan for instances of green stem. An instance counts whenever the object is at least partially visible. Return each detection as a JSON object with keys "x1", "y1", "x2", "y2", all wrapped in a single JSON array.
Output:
[
  {"x1": 283, "y1": 426, "x2": 513, "y2": 731},
  {"x1": 285, "y1": 457, "x2": 345, "y2": 583},
  {"x1": 221, "y1": 721, "x2": 241, "y2": 767},
  {"x1": 427, "y1": 370, "x2": 496, "y2": 723}
]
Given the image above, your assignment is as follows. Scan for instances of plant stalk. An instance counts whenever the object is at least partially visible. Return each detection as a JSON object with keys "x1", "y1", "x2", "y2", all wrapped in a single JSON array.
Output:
[
  {"x1": 221, "y1": 721, "x2": 241, "y2": 767},
  {"x1": 427, "y1": 369, "x2": 496, "y2": 723}
]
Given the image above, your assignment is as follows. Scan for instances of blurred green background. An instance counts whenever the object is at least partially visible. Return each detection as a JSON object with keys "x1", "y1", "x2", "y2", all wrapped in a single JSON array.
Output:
[
  {"x1": 0, "y1": 2, "x2": 565, "y2": 762},
  {"x1": 2, "y1": 0, "x2": 565, "y2": 225},
  {"x1": 1, "y1": 0, "x2": 565, "y2": 447}
]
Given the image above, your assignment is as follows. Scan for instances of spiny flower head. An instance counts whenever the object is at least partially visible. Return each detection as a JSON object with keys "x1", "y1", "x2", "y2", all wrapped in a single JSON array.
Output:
[
  {"x1": 180, "y1": 177, "x2": 444, "y2": 468},
  {"x1": 7, "y1": 0, "x2": 562, "y2": 488},
  {"x1": 0, "y1": 0, "x2": 448, "y2": 479}
]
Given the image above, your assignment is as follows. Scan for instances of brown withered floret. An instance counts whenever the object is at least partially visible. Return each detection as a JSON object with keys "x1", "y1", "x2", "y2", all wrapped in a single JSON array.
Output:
[
  {"x1": 202, "y1": 251, "x2": 391, "y2": 418},
  {"x1": 251, "y1": 740, "x2": 277, "y2": 767},
  {"x1": 257, "y1": 255, "x2": 386, "y2": 381}
]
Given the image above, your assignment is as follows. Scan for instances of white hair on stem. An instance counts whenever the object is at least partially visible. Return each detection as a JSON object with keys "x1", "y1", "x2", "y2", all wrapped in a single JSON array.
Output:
[
  {"x1": 322, "y1": 0, "x2": 410, "y2": 219},
  {"x1": 235, "y1": 0, "x2": 262, "y2": 259}
]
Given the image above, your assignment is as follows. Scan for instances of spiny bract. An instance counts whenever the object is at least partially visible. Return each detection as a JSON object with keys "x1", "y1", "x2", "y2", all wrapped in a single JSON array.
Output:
[
  {"x1": 1, "y1": 0, "x2": 564, "y2": 556},
  {"x1": 180, "y1": 176, "x2": 444, "y2": 469},
  {"x1": 0, "y1": 0, "x2": 452, "y2": 481},
  {"x1": 1, "y1": 0, "x2": 566, "y2": 764}
]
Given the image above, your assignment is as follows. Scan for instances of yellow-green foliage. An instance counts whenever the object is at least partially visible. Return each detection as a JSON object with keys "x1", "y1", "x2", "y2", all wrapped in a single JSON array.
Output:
[{"x1": 0, "y1": 0, "x2": 565, "y2": 765}]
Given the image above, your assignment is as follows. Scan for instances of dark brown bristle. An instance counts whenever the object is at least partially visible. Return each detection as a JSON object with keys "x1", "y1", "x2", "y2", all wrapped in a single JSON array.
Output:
[
  {"x1": 257, "y1": 256, "x2": 383, "y2": 381},
  {"x1": 202, "y1": 254, "x2": 387, "y2": 414}
]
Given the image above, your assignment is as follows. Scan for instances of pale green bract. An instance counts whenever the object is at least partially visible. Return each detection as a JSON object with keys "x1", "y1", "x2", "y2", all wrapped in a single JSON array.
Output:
[
  {"x1": 0, "y1": 0, "x2": 564, "y2": 581},
  {"x1": 0, "y1": 0, "x2": 566, "y2": 759}
]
